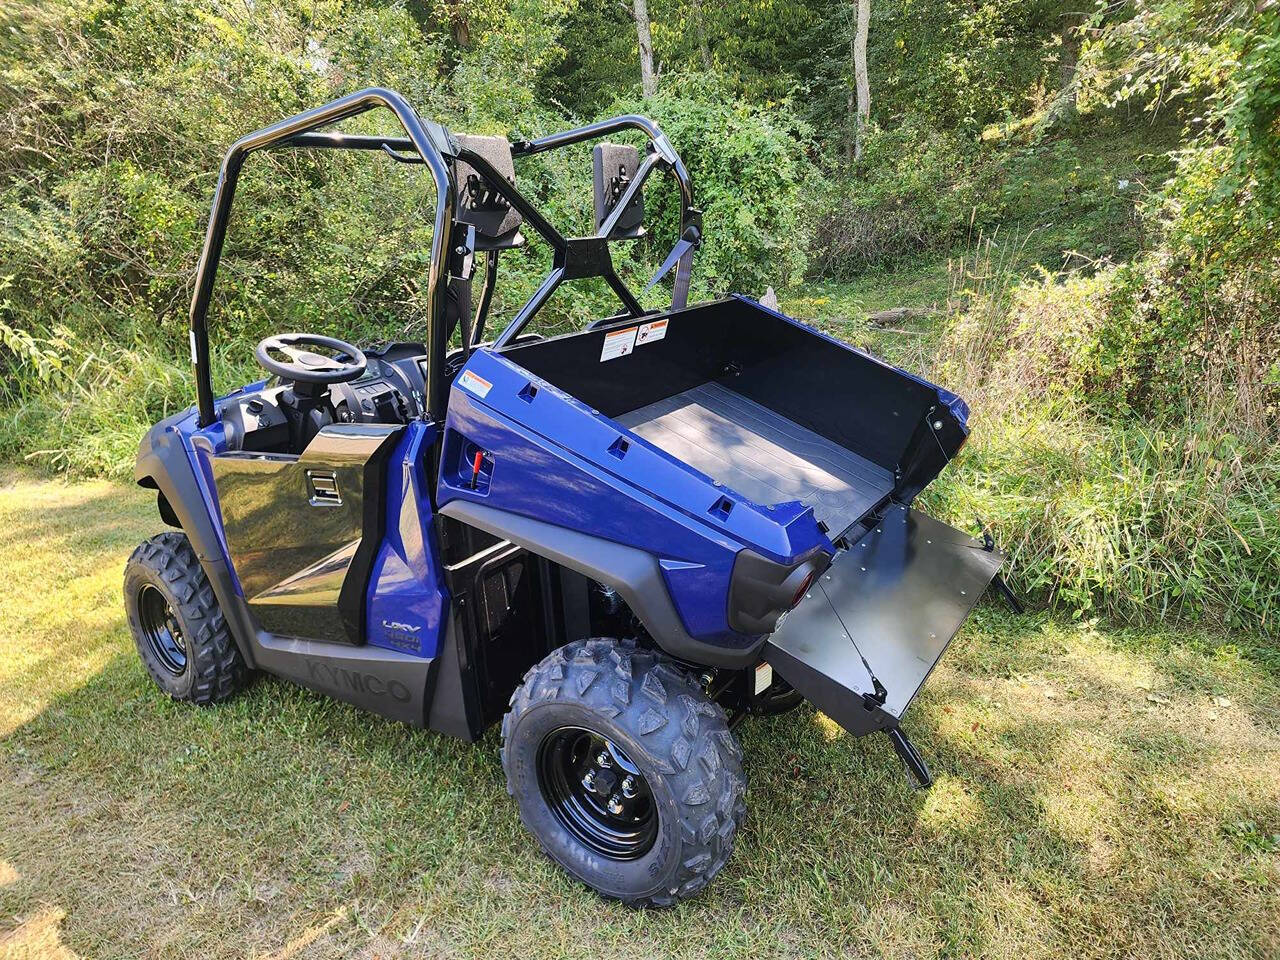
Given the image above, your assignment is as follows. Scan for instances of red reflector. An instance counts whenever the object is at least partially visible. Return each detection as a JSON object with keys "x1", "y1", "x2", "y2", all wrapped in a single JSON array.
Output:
[{"x1": 791, "y1": 571, "x2": 816, "y2": 608}]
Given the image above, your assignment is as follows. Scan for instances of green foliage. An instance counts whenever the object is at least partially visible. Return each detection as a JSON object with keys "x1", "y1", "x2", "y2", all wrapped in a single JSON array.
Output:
[
  {"x1": 923, "y1": 247, "x2": 1280, "y2": 638},
  {"x1": 607, "y1": 78, "x2": 815, "y2": 295},
  {"x1": 813, "y1": 120, "x2": 999, "y2": 272},
  {"x1": 1071, "y1": 1, "x2": 1280, "y2": 422},
  {"x1": 865, "y1": 0, "x2": 1076, "y2": 133},
  {"x1": 0, "y1": 0, "x2": 1274, "y2": 639}
]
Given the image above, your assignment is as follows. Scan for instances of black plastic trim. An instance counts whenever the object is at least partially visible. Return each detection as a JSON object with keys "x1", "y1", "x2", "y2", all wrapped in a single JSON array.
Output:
[
  {"x1": 726, "y1": 546, "x2": 830, "y2": 635},
  {"x1": 250, "y1": 629, "x2": 434, "y2": 727},
  {"x1": 438, "y1": 499, "x2": 764, "y2": 669}
]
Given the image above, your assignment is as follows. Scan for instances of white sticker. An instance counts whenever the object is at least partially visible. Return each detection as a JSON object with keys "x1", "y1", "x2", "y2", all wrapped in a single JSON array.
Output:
[
  {"x1": 189, "y1": 329, "x2": 198, "y2": 366},
  {"x1": 636, "y1": 318, "x2": 669, "y2": 345},
  {"x1": 457, "y1": 369, "x2": 492, "y2": 398},
  {"x1": 600, "y1": 326, "x2": 638, "y2": 361},
  {"x1": 753, "y1": 661, "x2": 774, "y2": 696}
]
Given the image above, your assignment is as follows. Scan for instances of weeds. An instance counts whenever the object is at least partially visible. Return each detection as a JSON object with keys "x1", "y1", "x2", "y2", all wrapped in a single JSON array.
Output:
[{"x1": 922, "y1": 239, "x2": 1280, "y2": 638}]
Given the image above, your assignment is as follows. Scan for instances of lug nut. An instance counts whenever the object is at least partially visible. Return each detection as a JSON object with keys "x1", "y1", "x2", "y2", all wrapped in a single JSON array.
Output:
[
  {"x1": 596, "y1": 751, "x2": 612, "y2": 768},
  {"x1": 606, "y1": 795, "x2": 625, "y2": 815},
  {"x1": 621, "y1": 776, "x2": 637, "y2": 798},
  {"x1": 582, "y1": 770, "x2": 597, "y2": 792}
]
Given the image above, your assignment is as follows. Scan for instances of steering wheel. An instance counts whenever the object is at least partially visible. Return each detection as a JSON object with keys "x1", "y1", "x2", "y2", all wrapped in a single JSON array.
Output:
[{"x1": 255, "y1": 333, "x2": 367, "y2": 385}]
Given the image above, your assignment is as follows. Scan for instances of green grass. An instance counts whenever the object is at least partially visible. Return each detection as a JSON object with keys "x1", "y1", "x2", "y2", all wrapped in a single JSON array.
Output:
[{"x1": 1, "y1": 470, "x2": 1278, "y2": 959}]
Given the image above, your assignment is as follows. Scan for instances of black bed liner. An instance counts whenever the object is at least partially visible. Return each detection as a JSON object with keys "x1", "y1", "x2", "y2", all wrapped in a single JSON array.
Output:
[
  {"x1": 617, "y1": 382, "x2": 893, "y2": 534},
  {"x1": 505, "y1": 298, "x2": 963, "y2": 534}
]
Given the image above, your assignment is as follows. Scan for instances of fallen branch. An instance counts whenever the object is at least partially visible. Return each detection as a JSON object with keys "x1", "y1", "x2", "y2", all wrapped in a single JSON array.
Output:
[{"x1": 866, "y1": 305, "x2": 942, "y2": 326}]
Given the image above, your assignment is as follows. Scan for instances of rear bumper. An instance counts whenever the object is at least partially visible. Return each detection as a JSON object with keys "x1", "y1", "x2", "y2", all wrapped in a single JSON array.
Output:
[{"x1": 764, "y1": 504, "x2": 1002, "y2": 738}]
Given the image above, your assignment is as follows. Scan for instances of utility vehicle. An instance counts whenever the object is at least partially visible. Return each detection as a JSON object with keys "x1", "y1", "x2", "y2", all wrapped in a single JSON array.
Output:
[{"x1": 125, "y1": 88, "x2": 1012, "y2": 906}]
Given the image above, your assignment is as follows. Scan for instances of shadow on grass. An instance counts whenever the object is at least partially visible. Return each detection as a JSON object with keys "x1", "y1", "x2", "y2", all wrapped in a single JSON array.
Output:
[{"x1": 4, "y1": 624, "x2": 1279, "y2": 959}]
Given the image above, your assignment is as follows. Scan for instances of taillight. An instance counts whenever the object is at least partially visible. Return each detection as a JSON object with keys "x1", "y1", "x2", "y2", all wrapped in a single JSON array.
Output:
[
  {"x1": 790, "y1": 570, "x2": 817, "y2": 608},
  {"x1": 727, "y1": 549, "x2": 830, "y2": 635}
]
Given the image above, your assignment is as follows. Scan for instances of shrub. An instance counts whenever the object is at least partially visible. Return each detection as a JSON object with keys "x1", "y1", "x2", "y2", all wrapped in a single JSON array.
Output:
[
  {"x1": 604, "y1": 77, "x2": 816, "y2": 298},
  {"x1": 811, "y1": 121, "x2": 1000, "y2": 275},
  {"x1": 926, "y1": 242, "x2": 1280, "y2": 637}
]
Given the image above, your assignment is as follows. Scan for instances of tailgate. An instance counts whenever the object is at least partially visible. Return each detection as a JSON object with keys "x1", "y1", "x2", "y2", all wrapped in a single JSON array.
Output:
[{"x1": 764, "y1": 503, "x2": 1002, "y2": 737}]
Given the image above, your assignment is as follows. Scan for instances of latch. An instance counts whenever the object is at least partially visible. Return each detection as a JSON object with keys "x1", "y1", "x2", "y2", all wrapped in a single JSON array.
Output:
[{"x1": 306, "y1": 470, "x2": 342, "y2": 506}]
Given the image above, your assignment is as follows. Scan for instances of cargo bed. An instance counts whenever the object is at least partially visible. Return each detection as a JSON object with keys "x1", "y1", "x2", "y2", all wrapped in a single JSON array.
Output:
[
  {"x1": 616, "y1": 382, "x2": 893, "y2": 534},
  {"x1": 504, "y1": 297, "x2": 965, "y2": 538}
]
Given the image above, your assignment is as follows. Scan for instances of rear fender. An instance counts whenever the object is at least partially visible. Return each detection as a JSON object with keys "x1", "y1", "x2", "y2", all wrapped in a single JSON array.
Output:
[{"x1": 438, "y1": 499, "x2": 765, "y2": 669}]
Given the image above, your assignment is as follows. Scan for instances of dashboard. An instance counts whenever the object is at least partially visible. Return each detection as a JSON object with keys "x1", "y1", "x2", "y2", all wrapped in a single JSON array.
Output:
[
  {"x1": 328, "y1": 342, "x2": 434, "y2": 425},
  {"x1": 221, "y1": 342, "x2": 432, "y2": 454}
]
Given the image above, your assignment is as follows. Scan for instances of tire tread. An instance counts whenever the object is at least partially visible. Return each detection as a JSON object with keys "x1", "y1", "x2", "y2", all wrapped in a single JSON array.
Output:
[
  {"x1": 125, "y1": 532, "x2": 246, "y2": 705},
  {"x1": 501, "y1": 638, "x2": 746, "y2": 907}
]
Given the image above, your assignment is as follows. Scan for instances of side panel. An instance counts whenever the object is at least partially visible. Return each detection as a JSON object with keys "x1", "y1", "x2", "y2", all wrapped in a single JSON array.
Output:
[
  {"x1": 137, "y1": 407, "x2": 442, "y2": 728},
  {"x1": 211, "y1": 424, "x2": 401, "y2": 644},
  {"x1": 438, "y1": 350, "x2": 832, "y2": 662},
  {"x1": 250, "y1": 631, "x2": 434, "y2": 727},
  {"x1": 366, "y1": 422, "x2": 450, "y2": 658}
]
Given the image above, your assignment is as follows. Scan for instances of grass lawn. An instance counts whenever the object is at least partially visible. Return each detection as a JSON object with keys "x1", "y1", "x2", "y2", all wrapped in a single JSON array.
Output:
[{"x1": 1, "y1": 468, "x2": 1278, "y2": 959}]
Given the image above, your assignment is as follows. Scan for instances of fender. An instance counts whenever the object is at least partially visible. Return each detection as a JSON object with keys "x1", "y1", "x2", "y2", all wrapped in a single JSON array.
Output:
[
  {"x1": 134, "y1": 412, "x2": 260, "y2": 668},
  {"x1": 438, "y1": 499, "x2": 765, "y2": 669}
]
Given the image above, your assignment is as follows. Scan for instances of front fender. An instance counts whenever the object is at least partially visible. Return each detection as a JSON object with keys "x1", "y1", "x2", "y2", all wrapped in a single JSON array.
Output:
[{"x1": 133, "y1": 412, "x2": 258, "y2": 667}]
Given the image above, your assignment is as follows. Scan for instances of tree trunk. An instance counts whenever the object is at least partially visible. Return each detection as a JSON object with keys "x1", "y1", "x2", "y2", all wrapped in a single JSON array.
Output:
[
  {"x1": 852, "y1": 0, "x2": 871, "y2": 160},
  {"x1": 446, "y1": 0, "x2": 471, "y2": 48},
  {"x1": 691, "y1": 0, "x2": 713, "y2": 70},
  {"x1": 634, "y1": 0, "x2": 657, "y2": 98}
]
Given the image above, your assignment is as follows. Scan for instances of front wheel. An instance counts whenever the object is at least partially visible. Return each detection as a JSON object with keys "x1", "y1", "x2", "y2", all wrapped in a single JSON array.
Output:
[
  {"x1": 501, "y1": 638, "x2": 746, "y2": 907},
  {"x1": 123, "y1": 532, "x2": 246, "y2": 704}
]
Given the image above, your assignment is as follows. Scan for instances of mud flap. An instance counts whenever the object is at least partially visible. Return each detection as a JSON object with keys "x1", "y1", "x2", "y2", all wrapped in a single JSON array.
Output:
[{"x1": 763, "y1": 503, "x2": 1003, "y2": 787}]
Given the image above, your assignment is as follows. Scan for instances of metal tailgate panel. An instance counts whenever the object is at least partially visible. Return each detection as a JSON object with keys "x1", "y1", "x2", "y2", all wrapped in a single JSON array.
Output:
[{"x1": 764, "y1": 503, "x2": 1002, "y2": 736}]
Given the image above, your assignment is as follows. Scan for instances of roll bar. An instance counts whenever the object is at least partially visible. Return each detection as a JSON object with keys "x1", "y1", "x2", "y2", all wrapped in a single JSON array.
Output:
[{"x1": 188, "y1": 89, "x2": 697, "y2": 428}]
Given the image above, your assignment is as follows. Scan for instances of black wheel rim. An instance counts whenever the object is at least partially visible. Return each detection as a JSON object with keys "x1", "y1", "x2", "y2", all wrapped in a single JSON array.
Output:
[
  {"x1": 138, "y1": 584, "x2": 188, "y2": 676},
  {"x1": 758, "y1": 677, "x2": 802, "y2": 710},
  {"x1": 536, "y1": 726, "x2": 658, "y2": 860}
]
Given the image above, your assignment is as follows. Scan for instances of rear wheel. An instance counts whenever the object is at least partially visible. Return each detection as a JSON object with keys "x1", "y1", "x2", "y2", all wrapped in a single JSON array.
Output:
[
  {"x1": 501, "y1": 638, "x2": 746, "y2": 907},
  {"x1": 123, "y1": 532, "x2": 246, "y2": 704}
]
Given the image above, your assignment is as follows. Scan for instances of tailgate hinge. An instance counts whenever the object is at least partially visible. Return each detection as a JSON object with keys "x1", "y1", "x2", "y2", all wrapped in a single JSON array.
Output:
[{"x1": 860, "y1": 676, "x2": 887, "y2": 711}]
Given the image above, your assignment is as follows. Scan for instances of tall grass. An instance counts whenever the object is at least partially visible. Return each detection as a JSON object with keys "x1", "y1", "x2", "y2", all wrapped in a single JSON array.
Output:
[
  {"x1": 921, "y1": 241, "x2": 1280, "y2": 638},
  {"x1": 0, "y1": 326, "x2": 255, "y2": 478}
]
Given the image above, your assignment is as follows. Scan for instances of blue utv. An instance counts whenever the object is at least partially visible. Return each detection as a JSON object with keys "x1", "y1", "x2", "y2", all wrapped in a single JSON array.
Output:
[{"x1": 125, "y1": 89, "x2": 1012, "y2": 906}]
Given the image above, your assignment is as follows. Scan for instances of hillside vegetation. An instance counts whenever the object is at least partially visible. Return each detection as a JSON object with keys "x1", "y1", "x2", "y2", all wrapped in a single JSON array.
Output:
[{"x1": 0, "y1": 0, "x2": 1277, "y2": 638}]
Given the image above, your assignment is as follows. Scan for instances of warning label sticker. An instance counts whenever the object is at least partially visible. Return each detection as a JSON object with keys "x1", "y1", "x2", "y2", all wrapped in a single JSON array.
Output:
[
  {"x1": 600, "y1": 326, "x2": 638, "y2": 361},
  {"x1": 636, "y1": 319, "x2": 669, "y2": 346},
  {"x1": 457, "y1": 369, "x2": 492, "y2": 398}
]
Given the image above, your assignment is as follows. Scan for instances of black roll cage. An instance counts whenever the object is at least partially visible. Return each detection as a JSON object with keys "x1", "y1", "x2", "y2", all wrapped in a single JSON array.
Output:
[{"x1": 188, "y1": 87, "x2": 699, "y2": 428}]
